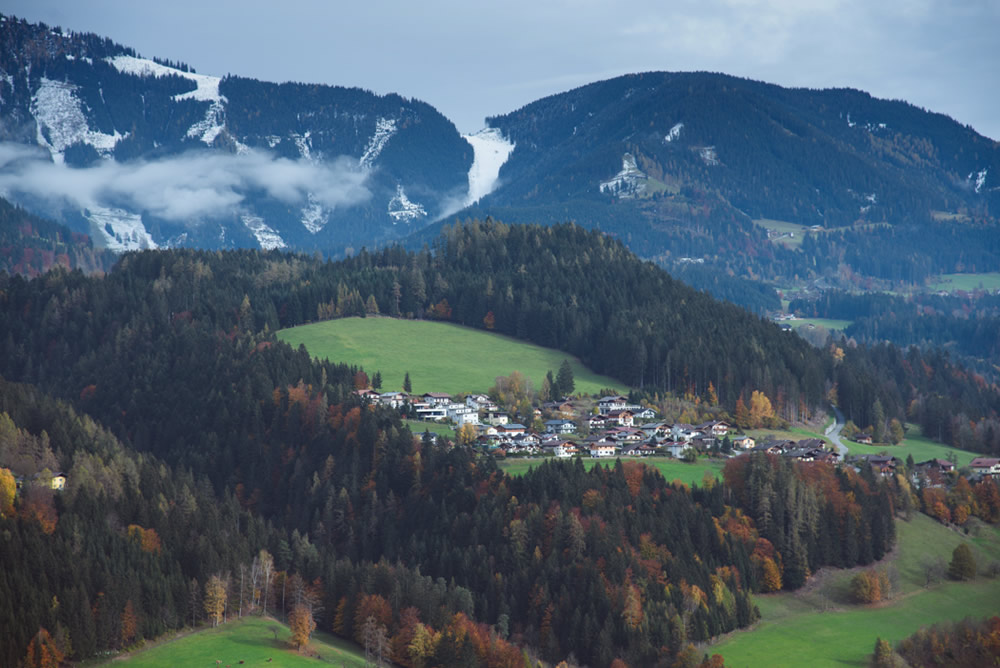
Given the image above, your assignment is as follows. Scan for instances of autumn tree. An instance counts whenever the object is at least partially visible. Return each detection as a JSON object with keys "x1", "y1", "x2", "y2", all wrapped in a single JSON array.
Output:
[
  {"x1": 120, "y1": 599, "x2": 138, "y2": 647},
  {"x1": 456, "y1": 423, "x2": 477, "y2": 446},
  {"x1": 873, "y1": 637, "x2": 895, "y2": 667},
  {"x1": 749, "y1": 390, "x2": 775, "y2": 428},
  {"x1": 288, "y1": 604, "x2": 316, "y2": 651},
  {"x1": 483, "y1": 310, "x2": 496, "y2": 330},
  {"x1": 204, "y1": 575, "x2": 227, "y2": 627},
  {"x1": 0, "y1": 467, "x2": 14, "y2": 517},
  {"x1": 24, "y1": 628, "x2": 64, "y2": 668}
]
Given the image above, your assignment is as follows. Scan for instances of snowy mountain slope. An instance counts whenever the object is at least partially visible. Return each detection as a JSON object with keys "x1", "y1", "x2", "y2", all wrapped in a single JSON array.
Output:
[{"x1": 462, "y1": 128, "x2": 515, "y2": 206}]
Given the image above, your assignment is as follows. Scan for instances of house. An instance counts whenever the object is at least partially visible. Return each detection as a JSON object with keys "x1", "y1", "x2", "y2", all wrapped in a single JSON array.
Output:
[
  {"x1": 671, "y1": 424, "x2": 700, "y2": 442},
  {"x1": 466, "y1": 394, "x2": 498, "y2": 412},
  {"x1": 413, "y1": 404, "x2": 447, "y2": 421},
  {"x1": 854, "y1": 433, "x2": 874, "y2": 445},
  {"x1": 855, "y1": 454, "x2": 900, "y2": 476},
  {"x1": 640, "y1": 422, "x2": 671, "y2": 439},
  {"x1": 422, "y1": 392, "x2": 452, "y2": 407},
  {"x1": 544, "y1": 440, "x2": 577, "y2": 458},
  {"x1": 476, "y1": 424, "x2": 499, "y2": 437},
  {"x1": 589, "y1": 415, "x2": 608, "y2": 430},
  {"x1": 376, "y1": 391, "x2": 408, "y2": 409},
  {"x1": 753, "y1": 440, "x2": 793, "y2": 455},
  {"x1": 355, "y1": 389, "x2": 379, "y2": 401},
  {"x1": 917, "y1": 458, "x2": 955, "y2": 474},
  {"x1": 598, "y1": 395, "x2": 628, "y2": 414},
  {"x1": 655, "y1": 439, "x2": 689, "y2": 458},
  {"x1": 731, "y1": 435, "x2": 755, "y2": 450},
  {"x1": 697, "y1": 420, "x2": 731, "y2": 437},
  {"x1": 589, "y1": 443, "x2": 617, "y2": 458},
  {"x1": 544, "y1": 419, "x2": 576, "y2": 435},
  {"x1": 498, "y1": 423, "x2": 527, "y2": 435},
  {"x1": 632, "y1": 407, "x2": 657, "y2": 421},
  {"x1": 543, "y1": 401, "x2": 577, "y2": 418},
  {"x1": 607, "y1": 427, "x2": 644, "y2": 442},
  {"x1": 485, "y1": 412, "x2": 510, "y2": 427},
  {"x1": 970, "y1": 457, "x2": 1000, "y2": 477},
  {"x1": 50, "y1": 473, "x2": 67, "y2": 491},
  {"x1": 606, "y1": 410, "x2": 634, "y2": 427}
]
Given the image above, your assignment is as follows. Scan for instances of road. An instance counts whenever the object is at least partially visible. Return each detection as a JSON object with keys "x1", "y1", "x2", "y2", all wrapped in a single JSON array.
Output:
[{"x1": 825, "y1": 405, "x2": 849, "y2": 459}]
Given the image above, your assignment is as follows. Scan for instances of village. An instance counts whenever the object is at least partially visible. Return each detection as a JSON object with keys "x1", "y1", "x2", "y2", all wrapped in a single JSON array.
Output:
[{"x1": 355, "y1": 387, "x2": 1000, "y2": 486}]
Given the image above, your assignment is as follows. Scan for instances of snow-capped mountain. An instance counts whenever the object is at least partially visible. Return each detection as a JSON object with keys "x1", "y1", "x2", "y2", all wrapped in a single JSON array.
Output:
[{"x1": 0, "y1": 15, "x2": 474, "y2": 254}]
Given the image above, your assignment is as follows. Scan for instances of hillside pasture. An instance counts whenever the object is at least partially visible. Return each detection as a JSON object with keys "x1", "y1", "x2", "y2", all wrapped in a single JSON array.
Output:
[
  {"x1": 712, "y1": 514, "x2": 1000, "y2": 667},
  {"x1": 276, "y1": 317, "x2": 624, "y2": 396},
  {"x1": 844, "y1": 424, "x2": 976, "y2": 468},
  {"x1": 928, "y1": 272, "x2": 1000, "y2": 293},
  {"x1": 500, "y1": 456, "x2": 725, "y2": 487},
  {"x1": 109, "y1": 615, "x2": 367, "y2": 667}
]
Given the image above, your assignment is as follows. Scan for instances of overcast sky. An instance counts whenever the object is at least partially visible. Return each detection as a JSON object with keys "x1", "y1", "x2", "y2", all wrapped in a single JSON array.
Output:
[{"x1": 6, "y1": 0, "x2": 999, "y2": 140}]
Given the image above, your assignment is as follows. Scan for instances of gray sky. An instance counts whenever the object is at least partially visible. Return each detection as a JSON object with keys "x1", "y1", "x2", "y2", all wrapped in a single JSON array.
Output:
[{"x1": 5, "y1": 0, "x2": 999, "y2": 140}]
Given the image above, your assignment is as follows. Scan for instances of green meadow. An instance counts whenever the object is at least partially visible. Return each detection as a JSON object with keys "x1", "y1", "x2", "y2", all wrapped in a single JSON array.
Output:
[
  {"x1": 790, "y1": 318, "x2": 853, "y2": 332},
  {"x1": 500, "y1": 456, "x2": 726, "y2": 487},
  {"x1": 276, "y1": 317, "x2": 624, "y2": 396},
  {"x1": 928, "y1": 272, "x2": 1000, "y2": 293},
  {"x1": 105, "y1": 615, "x2": 367, "y2": 667},
  {"x1": 712, "y1": 514, "x2": 1000, "y2": 667},
  {"x1": 844, "y1": 424, "x2": 977, "y2": 468}
]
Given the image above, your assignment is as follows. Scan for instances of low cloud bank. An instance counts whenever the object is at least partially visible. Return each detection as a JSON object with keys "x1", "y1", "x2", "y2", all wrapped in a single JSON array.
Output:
[{"x1": 0, "y1": 144, "x2": 371, "y2": 224}]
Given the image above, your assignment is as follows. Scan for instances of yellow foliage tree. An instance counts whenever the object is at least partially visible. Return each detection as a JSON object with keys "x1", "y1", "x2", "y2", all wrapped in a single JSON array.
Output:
[
  {"x1": 456, "y1": 423, "x2": 478, "y2": 446},
  {"x1": 24, "y1": 628, "x2": 64, "y2": 668},
  {"x1": 0, "y1": 467, "x2": 15, "y2": 517},
  {"x1": 749, "y1": 390, "x2": 775, "y2": 428},
  {"x1": 760, "y1": 557, "x2": 783, "y2": 592},
  {"x1": 203, "y1": 575, "x2": 227, "y2": 627},
  {"x1": 288, "y1": 604, "x2": 316, "y2": 651}
]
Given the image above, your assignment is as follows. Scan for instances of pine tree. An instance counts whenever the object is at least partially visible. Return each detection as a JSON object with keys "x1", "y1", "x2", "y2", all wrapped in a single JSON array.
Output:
[
  {"x1": 556, "y1": 359, "x2": 575, "y2": 397},
  {"x1": 403, "y1": 372, "x2": 412, "y2": 394}
]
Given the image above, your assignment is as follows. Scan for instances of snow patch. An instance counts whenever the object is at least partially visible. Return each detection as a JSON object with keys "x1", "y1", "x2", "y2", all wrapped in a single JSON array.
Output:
[
  {"x1": 664, "y1": 123, "x2": 683, "y2": 143},
  {"x1": 463, "y1": 127, "x2": 515, "y2": 206},
  {"x1": 31, "y1": 78, "x2": 124, "y2": 163},
  {"x1": 293, "y1": 132, "x2": 315, "y2": 162},
  {"x1": 301, "y1": 195, "x2": 328, "y2": 234},
  {"x1": 86, "y1": 205, "x2": 157, "y2": 252},
  {"x1": 698, "y1": 146, "x2": 719, "y2": 166},
  {"x1": 387, "y1": 185, "x2": 426, "y2": 223},
  {"x1": 360, "y1": 118, "x2": 396, "y2": 169},
  {"x1": 242, "y1": 214, "x2": 287, "y2": 250},
  {"x1": 600, "y1": 153, "x2": 647, "y2": 198},
  {"x1": 865, "y1": 193, "x2": 877, "y2": 204},
  {"x1": 969, "y1": 168, "x2": 988, "y2": 193},
  {"x1": 107, "y1": 56, "x2": 227, "y2": 146}
]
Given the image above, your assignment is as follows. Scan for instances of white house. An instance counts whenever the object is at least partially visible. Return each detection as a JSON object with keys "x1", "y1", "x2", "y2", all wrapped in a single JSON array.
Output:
[
  {"x1": 589, "y1": 443, "x2": 617, "y2": 458},
  {"x1": 971, "y1": 457, "x2": 1000, "y2": 477},
  {"x1": 598, "y1": 395, "x2": 628, "y2": 414},
  {"x1": 544, "y1": 419, "x2": 576, "y2": 435}
]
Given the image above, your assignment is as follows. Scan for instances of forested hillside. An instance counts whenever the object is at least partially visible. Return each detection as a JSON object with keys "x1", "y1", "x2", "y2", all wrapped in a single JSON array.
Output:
[
  {"x1": 0, "y1": 196, "x2": 116, "y2": 276},
  {"x1": 2, "y1": 221, "x2": 974, "y2": 666}
]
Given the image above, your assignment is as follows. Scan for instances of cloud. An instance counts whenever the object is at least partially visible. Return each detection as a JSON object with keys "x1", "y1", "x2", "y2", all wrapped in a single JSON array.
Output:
[{"x1": 0, "y1": 143, "x2": 371, "y2": 225}]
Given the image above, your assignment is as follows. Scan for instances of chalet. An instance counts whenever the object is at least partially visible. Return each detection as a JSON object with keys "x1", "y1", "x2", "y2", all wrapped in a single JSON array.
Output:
[
  {"x1": 355, "y1": 389, "x2": 379, "y2": 401},
  {"x1": 608, "y1": 427, "x2": 644, "y2": 442},
  {"x1": 422, "y1": 392, "x2": 452, "y2": 407},
  {"x1": 691, "y1": 435, "x2": 716, "y2": 451},
  {"x1": 476, "y1": 424, "x2": 499, "y2": 437},
  {"x1": 783, "y1": 447, "x2": 829, "y2": 463},
  {"x1": 640, "y1": 422, "x2": 672, "y2": 439},
  {"x1": 485, "y1": 412, "x2": 510, "y2": 427},
  {"x1": 512, "y1": 433, "x2": 540, "y2": 448},
  {"x1": 731, "y1": 435, "x2": 755, "y2": 450},
  {"x1": 697, "y1": 420, "x2": 731, "y2": 437},
  {"x1": 916, "y1": 458, "x2": 955, "y2": 474},
  {"x1": 598, "y1": 395, "x2": 628, "y2": 414},
  {"x1": 797, "y1": 438, "x2": 827, "y2": 451},
  {"x1": 607, "y1": 410, "x2": 635, "y2": 427},
  {"x1": 589, "y1": 443, "x2": 617, "y2": 458},
  {"x1": 671, "y1": 424, "x2": 700, "y2": 442},
  {"x1": 588, "y1": 415, "x2": 608, "y2": 430},
  {"x1": 445, "y1": 402, "x2": 478, "y2": 424},
  {"x1": 655, "y1": 439, "x2": 689, "y2": 458},
  {"x1": 543, "y1": 401, "x2": 577, "y2": 418},
  {"x1": 632, "y1": 407, "x2": 657, "y2": 421},
  {"x1": 854, "y1": 433, "x2": 874, "y2": 445},
  {"x1": 544, "y1": 419, "x2": 576, "y2": 435},
  {"x1": 466, "y1": 394, "x2": 498, "y2": 412},
  {"x1": 376, "y1": 391, "x2": 408, "y2": 409},
  {"x1": 50, "y1": 473, "x2": 67, "y2": 491},
  {"x1": 544, "y1": 440, "x2": 577, "y2": 458},
  {"x1": 498, "y1": 423, "x2": 527, "y2": 435},
  {"x1": 970, "y1": 457, "x2": 1000, "y2": 478},
  {"x1": 622, "y1": 443, "x2": 657, "y2": 457},
  {"x1": 753, "y1": 440, "x2": 793, "y2": 455},
  {"x1": 854, "y1": 454, "x2": 900, "y2": 477}
]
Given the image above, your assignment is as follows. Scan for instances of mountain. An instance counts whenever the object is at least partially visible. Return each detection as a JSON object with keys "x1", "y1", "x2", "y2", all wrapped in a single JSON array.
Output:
[
  {"x1": 0, "y1": 14, "x2": 485, "y2": 254},
  {"x1": 439, "y1": 72, "x2": 1000, "y2": 284}
]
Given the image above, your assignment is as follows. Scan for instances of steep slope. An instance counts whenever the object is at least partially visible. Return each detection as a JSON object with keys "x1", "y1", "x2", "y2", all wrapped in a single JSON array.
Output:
[{"x1": 0, "y1": 14, "x2": 473, "y2": 253}]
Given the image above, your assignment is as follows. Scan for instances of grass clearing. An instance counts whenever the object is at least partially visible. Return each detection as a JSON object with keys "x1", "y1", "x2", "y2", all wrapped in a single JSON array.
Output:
[
  {"x1": 500, "y1": 456, "x2": 726, "y2": 487},
  {"x1": 107, "y1": 615, "x2": 367, "y2": 667},
  {"x1": 928, "y1": 272, "x2": 1000, "y2": 293},
  {"x1": 754, "y1": 219, "x2": 812, "y2": 249},
  {"x1": 712, "y1": 514, "x2": 1000, "y2": 667},
  {"x1": 403, "y1": 419, "x2": 455, "y2": 438},
  {"x1": 789, "y1": 318, "x2": 853, "y2": 332},
  {"x1": 844, "y1": 424, "x2": 976, "y2": 468},
  {"x1": 276, "y1": 317, "x2": 624, "y2": 396}
]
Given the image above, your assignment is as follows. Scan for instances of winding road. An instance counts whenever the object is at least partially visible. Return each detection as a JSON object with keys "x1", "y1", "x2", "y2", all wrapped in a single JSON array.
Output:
[{"x1": 826, "y1": 405, "x2": 849, "y2": 459}]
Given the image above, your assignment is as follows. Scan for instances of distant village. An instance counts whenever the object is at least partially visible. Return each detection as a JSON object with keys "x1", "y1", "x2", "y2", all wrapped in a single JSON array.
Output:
[{"x1": 355, "y1": 388, "x2": 1000, "y2": 486}]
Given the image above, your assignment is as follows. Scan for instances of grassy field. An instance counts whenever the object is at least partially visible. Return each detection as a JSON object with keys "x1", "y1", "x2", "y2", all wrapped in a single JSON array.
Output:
[
  {"x1": 754, "y1": 219, "x2": 812, "y2": 249},
  {"x1": 844, "y1": 424, "x2": 976, "y2": 468},
  {"x1": 276, "y1": 317, "x2": 624, "y2": 396},
  {"x1": 403, "y1": 418, "x2": 455, "y2": 438},
  {"x1": 107, "y1": 615, "x2": 367, "y2": 667},
  {"x1": 712, "y1": 514, "x2": 1000, "y2": 667},
  {"x1": 790, "y1": 318, "x2": 853, "y2": 332},
  {"x1": 499, "y1": 456, "x2": 726, "y2": 487},
  {"x1": 928, "y1": 272, "x2": 1000, "y2": 293}
]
